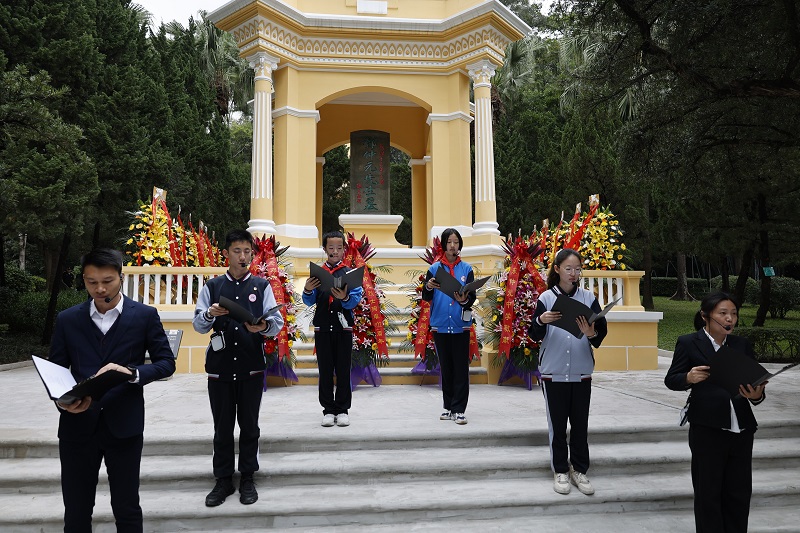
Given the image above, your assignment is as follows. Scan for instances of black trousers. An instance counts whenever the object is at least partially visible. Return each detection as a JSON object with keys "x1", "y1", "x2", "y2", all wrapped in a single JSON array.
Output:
[
  {"x1": 315, "y1": 330, "x2": 353, "y2": 415},
  {"x1": 541, "y1": 379, "x2": 591, "y2": 474},
  {"x1": 59, "y1": 417, "x2": 144, "y2": 533},
  {"x1": 208, "y1": 375, "x2": 263, "y2": 479},
  {"x1": 689, "y1": 424, "x2": 754, "y2": 533},
  {"x1": 433, "y1": 331, "x2": 471, "y2": 414}
]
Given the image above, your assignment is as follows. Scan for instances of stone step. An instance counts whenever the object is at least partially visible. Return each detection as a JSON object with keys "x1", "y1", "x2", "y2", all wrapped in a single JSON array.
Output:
[
  {"x1": 3, "y1": 418, "x2": 797, "y2": 459},
  {"x1": 293, "y1": 364, "x2": 488, "y2": 385},
  {"x1": 212, "y1": 506, "x2": 800, "y2": 533},
  {"x1": 3, "y1": 437, "x2": 799, "y2": 495},
  {"x1": 1, "y1": 470, "x2": 797, "y2": 532}
]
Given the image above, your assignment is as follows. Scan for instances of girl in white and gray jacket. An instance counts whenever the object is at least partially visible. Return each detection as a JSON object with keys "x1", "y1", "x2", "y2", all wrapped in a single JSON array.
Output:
[{"x1": 529, "y1": 249, "x2": 607, "y2": 496}]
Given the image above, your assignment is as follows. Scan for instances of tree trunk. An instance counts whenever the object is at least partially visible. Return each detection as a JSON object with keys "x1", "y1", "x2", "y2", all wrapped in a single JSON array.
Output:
[
  {"x1": 753, "y1": 193, "x2": 770, "y2": 327},
  {"x1": 19, "y1": 233, "x2": 27, "y2": 271},
  {"x1": 670, "y1": 252, "x2": 693, "y2": 300},
  {"x1": 734, "y1": 244, "x2": 754, "y2": 305},
  {"x1": 720, "y1": 255, "x2": 730, "y2": 293},
  {"x1": 640, "y1": 197, "x2": 654, "y2": 310},
  {"x1": 42, "y1": 230, "x2": 70, "y2": 344},
  {"x1": 92, "y1": 221, "x2": 101, "y2": 250},
  {"x1": 0, "y1": 233, "x2": 5, "y2": 286}
]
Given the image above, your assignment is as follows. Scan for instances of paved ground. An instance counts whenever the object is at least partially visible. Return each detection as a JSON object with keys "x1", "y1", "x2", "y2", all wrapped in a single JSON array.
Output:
[{"x1": 3, "y1": 350, "x2": 798, "y2": 446}]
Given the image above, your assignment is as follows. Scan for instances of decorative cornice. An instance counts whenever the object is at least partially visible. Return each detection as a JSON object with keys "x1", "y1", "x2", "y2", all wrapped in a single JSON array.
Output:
[
  {"x1": 231, "y1": 18, "x2": 511, "y2": 72},
  {"x1": 272, "y1": 106, "x2": 321, "y2": 123},
  {"x1": 426, "y1": 111, "x2": 473, "y2": 125},
  {"x1": 209, "y1": 0, "x2": 530, "y2": 38}
]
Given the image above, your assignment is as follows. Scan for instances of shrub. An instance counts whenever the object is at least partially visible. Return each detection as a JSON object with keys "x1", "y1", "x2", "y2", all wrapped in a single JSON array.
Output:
[
  {"x1": 710, "y1": 275, "x2": 760, "y2": 305},
  {"x1": 648, "y1": 277, "x2": 710, "y2": 298},
  {"x1": 765, "y1": 277, "x2": 800, "y2": 319},
  {"x1": 5, "y1": 290, "x2": 87, "y2": 336},
  {"x1": 2, "y1": 263, "x2": 39, "y2": 294},
  {"x1": 736, "y1": 327, "x2": 800, "y2": 363}
]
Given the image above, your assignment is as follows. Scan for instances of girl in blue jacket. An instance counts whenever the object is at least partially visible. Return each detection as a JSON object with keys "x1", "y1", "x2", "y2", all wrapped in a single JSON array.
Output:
[{"x1": 422, "y1": 228, "x2": 476, "y2": 425}]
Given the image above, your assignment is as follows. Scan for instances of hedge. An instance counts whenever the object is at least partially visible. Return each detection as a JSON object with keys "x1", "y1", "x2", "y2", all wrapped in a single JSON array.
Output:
[
  {"x1": 646, "y1": 277, "x2": 711, "y2": 298},
  {"x1": 735, "y1": 327, "x2": 800, "y2": 363},
  {"x1": 711, "y1": 276, "x2": 800, "y2": 318}
]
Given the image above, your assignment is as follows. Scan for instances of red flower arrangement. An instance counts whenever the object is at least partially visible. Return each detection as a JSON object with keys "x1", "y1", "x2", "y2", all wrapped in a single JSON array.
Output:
[{"x1": 249, "y1": 235, "x2": 301, "y2": 381}]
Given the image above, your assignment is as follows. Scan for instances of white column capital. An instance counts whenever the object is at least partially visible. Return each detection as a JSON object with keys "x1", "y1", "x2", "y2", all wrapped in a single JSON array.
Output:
[
  {"x1": 467, "y1": 59, "x2": 498, "y2": 88},
  {"x1": 247, "y1": 52, "x2": 280, "y2": 81}
]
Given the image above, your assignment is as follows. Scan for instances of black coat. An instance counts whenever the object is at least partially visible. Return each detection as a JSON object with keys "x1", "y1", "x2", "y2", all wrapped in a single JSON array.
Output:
[{"x1": 665, "y1": 330, "x2": 760, "y2": 432}]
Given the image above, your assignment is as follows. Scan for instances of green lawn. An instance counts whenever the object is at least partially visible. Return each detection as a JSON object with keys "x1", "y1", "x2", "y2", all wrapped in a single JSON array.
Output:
[{"x1": 652, "y1": 296, "x2": 800, "y2": 351}]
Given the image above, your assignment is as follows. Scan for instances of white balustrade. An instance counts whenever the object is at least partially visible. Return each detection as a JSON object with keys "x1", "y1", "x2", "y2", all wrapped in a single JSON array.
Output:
[{"x1": 122, "y1": 267, "x2": 227, "y2": 306}]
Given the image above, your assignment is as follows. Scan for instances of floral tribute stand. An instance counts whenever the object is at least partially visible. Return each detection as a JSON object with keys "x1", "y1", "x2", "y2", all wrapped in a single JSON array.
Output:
[
  {"x1": 250, "y1": 235, "x2": 301, "y2": 389},
  {"x1": 404, "y1": 237, "x2": 479, "y2": 386},
  {"x1": 484, "y1": 235, "x2": 547, "y2": 390},
  {"x1": 341, "y1": 233, "x2": 396, "y2": 390}
]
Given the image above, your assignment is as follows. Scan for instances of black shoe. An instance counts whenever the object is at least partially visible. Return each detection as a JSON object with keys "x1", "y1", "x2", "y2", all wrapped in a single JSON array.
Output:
[
  {"x1": 205, "y1": 477, "x2": 235, "y2": 507},
  {"x1": 239, "y1": 474, "x2": 258, "y2": 505}
]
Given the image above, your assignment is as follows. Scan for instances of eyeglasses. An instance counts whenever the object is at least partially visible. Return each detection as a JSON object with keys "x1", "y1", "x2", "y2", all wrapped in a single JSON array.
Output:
[{"x1": 561, "y1": 267, "x2": 582, "y2": 274}]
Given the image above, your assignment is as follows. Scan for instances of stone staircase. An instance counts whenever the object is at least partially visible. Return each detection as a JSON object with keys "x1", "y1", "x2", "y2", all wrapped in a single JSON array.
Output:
[
  {"x1": 293, "y1": 314, "x2": 490, "y2": 386},
  {"x1": 1, "y1": 417, "x2": 799, "y2": 532}
]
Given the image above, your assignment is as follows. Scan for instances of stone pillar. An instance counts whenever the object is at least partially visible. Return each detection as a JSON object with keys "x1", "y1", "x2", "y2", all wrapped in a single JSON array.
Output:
[
  {"x1": 316, "y1": 157, "x2": 325, "y2": 233},
  {"x1": 246, "y1": 52, "x2": 280, "y2": 236},
  {"x1": 427, "y1": 111, "x2": 473, "y2": 240},
  {"x1": 272, "y1": 107, "x2": 320, "y2": 246},
  {"x1": 409, "y1": 158, "x2": 427, "y2": 247},
  {"x1": 467, "y1": 60, "x2": 500, "y2": 237}
]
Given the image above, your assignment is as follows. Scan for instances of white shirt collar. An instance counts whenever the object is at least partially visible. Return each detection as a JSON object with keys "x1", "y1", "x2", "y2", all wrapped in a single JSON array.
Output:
[
  {"x1": 702, "y1": 327, "x2": 726, "y2": 352},
  {"x1": 90, "y1": 295, "x2": 124, "y2": 319}
]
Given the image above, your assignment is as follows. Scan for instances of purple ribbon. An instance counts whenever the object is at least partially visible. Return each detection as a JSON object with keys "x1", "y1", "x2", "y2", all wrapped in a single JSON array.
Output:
[
  {"x1": 497, "y1": 358, "x2": 540, "y2": 391},
  {"x1": 350, "y1": 363, "x2": 382, "y2": 390},
  {"x1": 263, "y1": 361, "x2": 299, "y2": 390}
]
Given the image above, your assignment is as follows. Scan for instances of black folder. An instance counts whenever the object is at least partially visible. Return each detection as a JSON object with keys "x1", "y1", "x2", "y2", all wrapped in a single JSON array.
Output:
[
  {"x1": 219, "y1": 296, "x2": 284, "y2": 325},
  {"x1": 709, "y1": 346, "x2": 798, "y2": 398},
  {"x1": 550, "y1": 295, "x2": 619, "y2": 338},
  {"x1": 32, "y1": 355, "x2": 131, "y2": 405},
  {"x1": 433, "y1": 266, "x2": 490, "y2": 297},
  {"x1": 308, "y1": 263, "x2": 364, "y2": 292}
]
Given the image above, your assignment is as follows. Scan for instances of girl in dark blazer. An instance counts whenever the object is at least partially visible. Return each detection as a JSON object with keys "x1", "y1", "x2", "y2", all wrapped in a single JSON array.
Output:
[{"x1": 665, "y1": 292, "x2": 767, "y2": 533}]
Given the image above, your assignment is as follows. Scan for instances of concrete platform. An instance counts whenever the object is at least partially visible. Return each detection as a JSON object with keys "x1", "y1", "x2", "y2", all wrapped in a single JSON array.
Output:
[{"x1": 1, "y1": 354, "x2": 798, "y2": 532}]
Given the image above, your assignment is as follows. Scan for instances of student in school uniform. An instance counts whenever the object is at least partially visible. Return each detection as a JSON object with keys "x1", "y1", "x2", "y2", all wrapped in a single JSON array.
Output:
[
  {"x1": 528, "y1": 248, "x2": 607, "y2": 496},
  {"x1": 302, "y1": 230, "x2": 364, "y2": 427}
]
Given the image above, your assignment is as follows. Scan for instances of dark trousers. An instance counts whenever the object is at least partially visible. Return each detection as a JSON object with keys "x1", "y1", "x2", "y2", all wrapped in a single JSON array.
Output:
[
  {"x1": 208, "y1": 375, "x2": 263, "y2": 479},
  {"x1": 541, "y1": 379, "x2": 591, "y2": 474},
  {"x1": 433, "y1": 331, "x2": 471, "y2": 414},
  {"x1": 59, "y1": 417, "x2": 144, "y2": 533},
  {"x1": 689, "y1": 424, "x2": 754, "y2": 533},
  {"x1": 316, "y1": 330, "x2": 353, "y2": 415}
]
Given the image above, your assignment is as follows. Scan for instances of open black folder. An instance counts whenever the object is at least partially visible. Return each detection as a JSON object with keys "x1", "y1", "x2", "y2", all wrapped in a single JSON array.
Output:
[
  {"x1": 308, "y1": 263, "x2": 364, "y2": 292},
  {"x1": 32, "y1": 355, "x2": 130, "y2": 405},
  {"x1": 709, "y1": 346, "x2": 799, "y2": 398},
  {"x1": 433, "y1": 266, "x2": 490, "y2": 297},
  {"x1": 219, "y1": 296, "x2": 284, "y2": 325},
  {"x1": 550, "y1": 295, "x2": 620, "y2": 338}
]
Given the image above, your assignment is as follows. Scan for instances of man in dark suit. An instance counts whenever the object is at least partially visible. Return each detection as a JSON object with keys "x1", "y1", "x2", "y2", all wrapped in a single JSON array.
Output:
[{"x1": 49, "y1": 248, "x2": 176, "y2": 533}]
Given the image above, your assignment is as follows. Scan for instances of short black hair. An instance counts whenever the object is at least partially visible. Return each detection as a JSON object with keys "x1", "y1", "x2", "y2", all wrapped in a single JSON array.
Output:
[
  {"x1": 694, "y1": 291, "x2": 740, "y2": 330},
  {"x1": 224, "y1": 229, "x2": 254, "y2": 250},
  {"x1": 440, "y1": 228, "x2": 463, "y2": 250},
  {"x1": 81, "y1": 248, "x2": 123, "y2": 275},
  {"x1": 322, "y1": 230, "x2": 345, "y2": 248}
]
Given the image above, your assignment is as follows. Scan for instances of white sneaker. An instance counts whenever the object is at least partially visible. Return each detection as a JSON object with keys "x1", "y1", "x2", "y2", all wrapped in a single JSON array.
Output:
[
  {"x1": 439, "y1": 411, "x2": 453, "y2": 421},
  {"x1": 553, "y1": 472, "x2": 571, "y2": 495},
  {"x1": 569, "y1": 467, "x2": 594, "y2": 495},
  {"x1": 336, "y1": 413, "x2": 350, "y2": 427},
  {"x1": 454, "y1": 413, "x2": 467, "y2": 425},
  {"x1": 321, "y1": 414, "x2": 335, "y2": 427}
]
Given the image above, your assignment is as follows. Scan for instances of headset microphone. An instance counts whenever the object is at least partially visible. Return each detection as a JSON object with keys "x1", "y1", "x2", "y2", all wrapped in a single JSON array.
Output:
[
  {"x1": 104, "y1": 275, "x2": 124, "y2": 304},
  {"x1": 705, "y1": 313, "x2": 732, "y2": 331}
]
